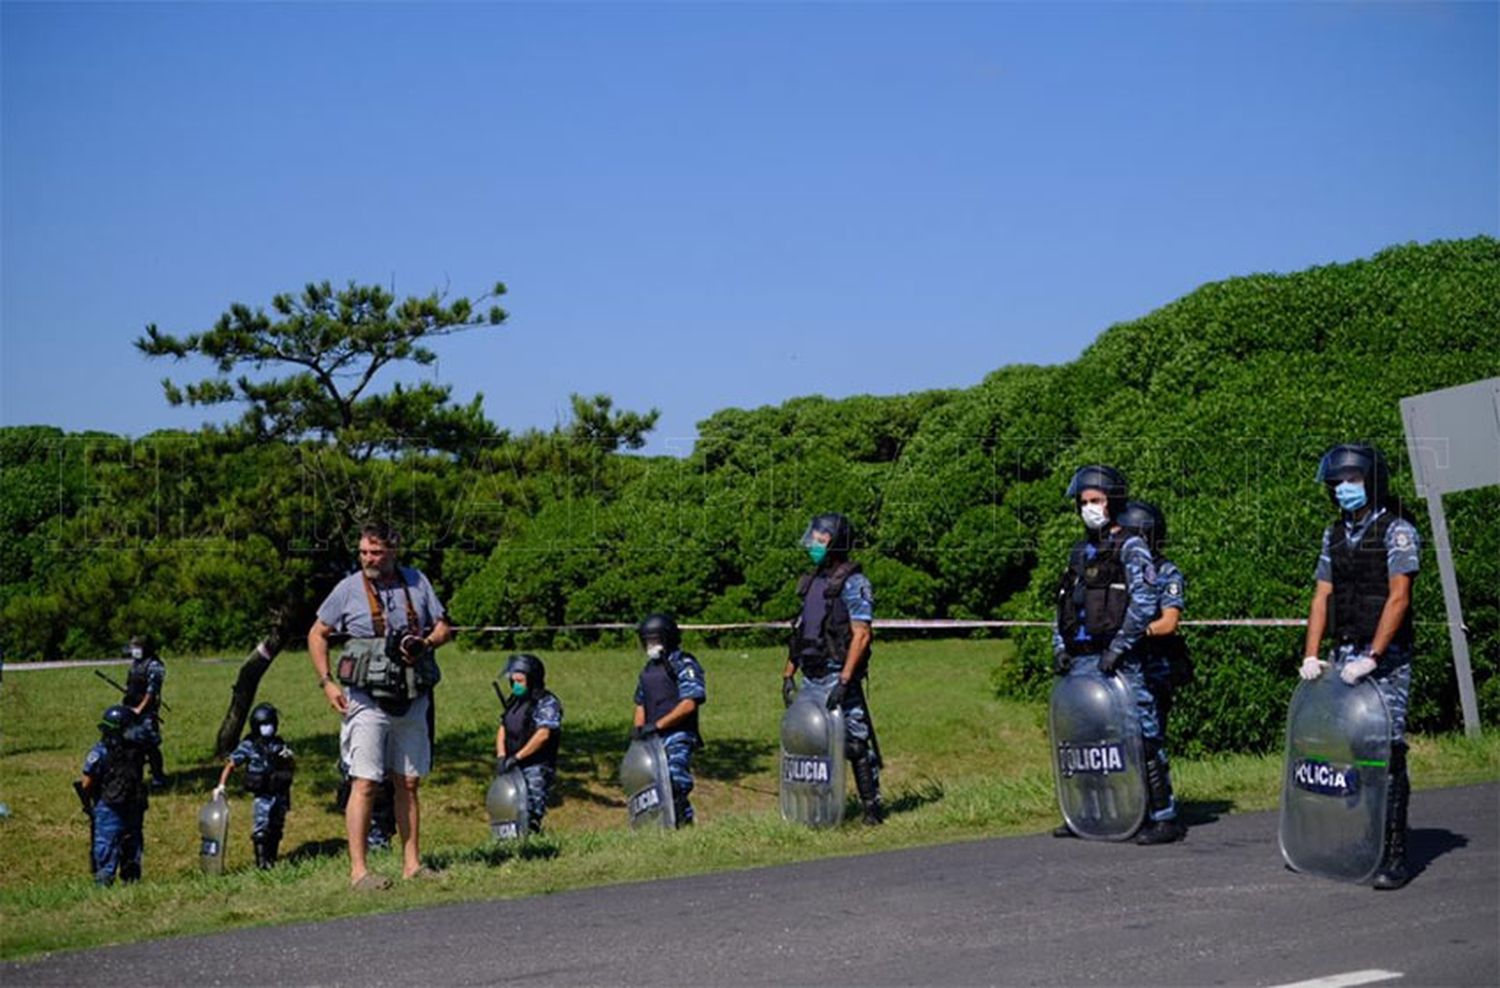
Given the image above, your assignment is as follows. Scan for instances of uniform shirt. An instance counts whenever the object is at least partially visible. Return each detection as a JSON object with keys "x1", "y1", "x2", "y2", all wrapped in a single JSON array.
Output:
[
  {"x1": 133, "y1": 658, "x2": 166, "y2": 700},
  {"x1": 500, "y1": 693, "x2": 564, "y2": 735},
  {"x1": 81, "y1": 741, "x2": 110, "y2": 778},
  {"x1": 633, "y1": 651, "x2": 708, "y2": 708},
  {"x1": 1152, "y1": 559, "x2": 1186, "y2": 614},
  {"x1": 841, "y1": 572, "x2": 875, "y2": 623},
  {"x1": 1051, "y1": 532, "x2": 1155, "y2": 656},
  {"x1": 1314, "y1": 507, "x2": 1421, "y2": 583},
  {"x1": 316, "y1": 566, "x2": 447, "y2": 638},
  {"x1": 229, "y1": 736, "x2": 295, "y2": 790}
]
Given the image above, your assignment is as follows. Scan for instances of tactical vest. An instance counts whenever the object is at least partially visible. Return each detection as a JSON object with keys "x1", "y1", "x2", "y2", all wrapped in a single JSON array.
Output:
[
  {"x1": 122, "y1": 658, "x2": 160, "y2": 715},
  {"x1": 792, "y1": 562, "x2": 867, "y2": 679},
  {"x1": 244, "y1": 739, "x2": 295, "y2": 796},
  {"x1": 502, "y1": 694, "x2": 561, "y2": 769},
  {"x1": 334, "y1": 573, "x2": 441, "y2": 711},
  {"x1": 1328, "y1": 511, "x2": 1414, "y2": 649},
  {"x1": 639, "y1": 653, "x2": 701, "y2": 738},
  {"x1": 1056, "y1": 533, "x2": 1129, "y2": 656},
  {"x1": 96, "y1": 739, "x2": 147, "y2": 807}
]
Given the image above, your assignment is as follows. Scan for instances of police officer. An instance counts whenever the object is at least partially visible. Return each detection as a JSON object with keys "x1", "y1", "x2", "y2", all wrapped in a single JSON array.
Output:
[
  {"x1": 633, "y1": 614, "x2": 706, "y2": 827},
  {"x1": 783, "y1": 513, "x2": 883, "y2": 825},
  {"x1": 77, "y1": 705, "x2": 149, "y2": 886},
  {"x1": 495, "y1": 654, "x2": 564, "y2": 833},
  {"x1": 1300, "y1": 444, "x2": 1420, "y2": 890},
  {"x1": 308, "y1": 521, "x2": 453, "y2": 890},
  {"x1": 121, "y1": 634, "x2": 169, "y2": 788},
  {"x1": 1115, "y1": 500, "x2": 1189, "y2": 844},
  {"x1": 1052, "y1": 467, "x2": 1181, "y2": 843},
  {"x1": 215, "y1": 702, "x2": 296, "y2": 868}
]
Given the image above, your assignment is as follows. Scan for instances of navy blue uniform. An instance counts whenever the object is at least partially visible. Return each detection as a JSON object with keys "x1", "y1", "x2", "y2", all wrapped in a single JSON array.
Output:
[
  {"x1": 81, "y1": 740, "x2": 147, "y2": 885},
  {"x1": 500, "y1": 692, "x2": 563, "y2": 831},
  {"x1": 635, "y1": 649, "x2": 706, "y2": 824},
  {"x1": 228, "y1": 736, "x2": 294, "y2": 848}
]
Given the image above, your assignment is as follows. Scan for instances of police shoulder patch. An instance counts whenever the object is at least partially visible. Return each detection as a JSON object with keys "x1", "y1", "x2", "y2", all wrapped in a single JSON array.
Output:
[
  {"x1": 1166, "y1": 582, "x2": 1181, "y2": 598},
  {"x1": 1392, "y1": 529, "x2": 1412, "y2": 550}
]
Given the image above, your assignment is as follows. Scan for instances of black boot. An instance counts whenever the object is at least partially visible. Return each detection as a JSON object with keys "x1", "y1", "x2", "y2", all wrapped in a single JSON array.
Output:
[
  {"x1": 851, "y1": 756, "x2": 884, "y2": 825},
  {"x1": 253, "y1": 839, "x2": 271, "y2": 870},
  {"x1": 672, "y1": 787, "x2": 694, "y2": 829},
  {"x1": 1136, "y1": 743, "x2": 1185, "y2": 845},
  {"x1": 1373, "y1": 742, "x2": 1410, "y2": 890},
  {"x1": 1052, "y1": 822, "x2": 1076, "y2": 838}
]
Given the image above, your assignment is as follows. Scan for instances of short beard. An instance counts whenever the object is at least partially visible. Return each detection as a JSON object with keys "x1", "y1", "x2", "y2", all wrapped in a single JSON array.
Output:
[{"x1": 362, "y1": 560, "x2": 395, "y2": 581}]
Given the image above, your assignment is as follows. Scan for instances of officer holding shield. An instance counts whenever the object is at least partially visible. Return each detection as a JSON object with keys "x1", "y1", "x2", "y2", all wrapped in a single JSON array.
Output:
[
  {"x1": 1300, "y1": 444, "x2": 1419, "y2": 889},
  {"x1": 783, "y1": 513, "x2": 883, "y2": 825},
  {"x1": 633, "y1": 615, "x2": 706, "y2": 827},
  {"x1": 308, "y1": 521, "x2": 453, "y2": 890},
  {"x1": 496, "y1": 653, "x2": 564, "y2": 833}
]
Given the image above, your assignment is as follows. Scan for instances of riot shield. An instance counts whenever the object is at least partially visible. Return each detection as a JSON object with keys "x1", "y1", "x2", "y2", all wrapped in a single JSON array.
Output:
[
  {"x1": 1279, "y1": 671, "x2": 1392, "y2": 883},
  {"x1": 485, "y1": 767, "x2": 531, "y2": 842},
  {"x1": 198, "y1": 793, "x2": 230, "y2": 875},
  {"x1": 620, "y1": 735, "x2": 676, "y2": 830},
  {"x1": 779, "y1": 682, "x2": 847, "y2": 828},
  {"x1": 1049, "y1": 668, "x2": 1147, "y2": 841}
]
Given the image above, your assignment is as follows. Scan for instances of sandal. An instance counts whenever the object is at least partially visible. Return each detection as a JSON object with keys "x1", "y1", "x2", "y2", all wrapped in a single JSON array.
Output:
[
  {"x1": 404, "y1": 865, "x2": 441, "y2": 881},
  {"x1": 352, "y1": 873, "x2": 392, "y2": 891}
]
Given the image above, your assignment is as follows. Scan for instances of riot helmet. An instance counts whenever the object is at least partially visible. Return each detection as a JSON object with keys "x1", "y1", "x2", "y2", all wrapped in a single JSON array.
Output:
[
  {"x1": 125, "y1": 634, "x2": 157, "y2": 661},
  {"x1": 801, "y1": 513, "x2": 854, "y2": 561},
  {"x1": 637, "y1": 613, "x2": 682, "y2": 654},
  {"x1": 1315, "y1": 444, "x2": 1389, "y2": 508},
  {"x1": 1066, "y1": 465, "x2": 1127, "y2": 523},
  {"x1": 99, "y1": 704, "x2": 135, "y2": 738},
  {"x1": 249, "y1": 702, "x2": 280, "y2": 738},
  {"x1": 1117, "y1": 500, "x2": 1167, "y2": 555},
  {"x1": 501, "y1": 653, "x2": 546, "y2": 697}
]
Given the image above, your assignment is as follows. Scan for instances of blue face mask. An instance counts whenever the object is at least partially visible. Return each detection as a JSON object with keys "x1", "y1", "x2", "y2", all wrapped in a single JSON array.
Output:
[
  {"x1": 807, "y1": 544, "x2": 828, "y2": 565},
  {"x1": 1335, "y1": 481, "x2": 1367, "y2": 512},
  {"x1": 510, "y1": 681, "x2": 527, "y2": 698}
]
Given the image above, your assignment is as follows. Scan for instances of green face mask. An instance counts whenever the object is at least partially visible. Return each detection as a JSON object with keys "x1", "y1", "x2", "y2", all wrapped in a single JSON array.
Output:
[
  {"x1": 807, "y1": 544, "x2": 828, "y2": 565},
  {"x1": 510, "y1": 681, "x2": 527, "y2": 698}
]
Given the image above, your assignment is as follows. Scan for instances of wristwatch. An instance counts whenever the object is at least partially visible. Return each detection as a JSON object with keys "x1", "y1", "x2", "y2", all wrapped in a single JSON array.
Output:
[{"x1": 319, "y1": 673, "x2": 333, "y2": 687}]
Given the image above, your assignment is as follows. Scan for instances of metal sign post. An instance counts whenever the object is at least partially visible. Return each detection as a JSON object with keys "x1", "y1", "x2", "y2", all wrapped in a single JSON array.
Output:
[{"x1": 1400, "y1": 377, "x2": 1500, "y2": 739}]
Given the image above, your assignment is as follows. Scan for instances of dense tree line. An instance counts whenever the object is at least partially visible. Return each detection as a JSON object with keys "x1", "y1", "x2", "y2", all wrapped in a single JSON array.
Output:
[{"x1": 3, "y1": 238, "x2": 1497, "y2": 752}]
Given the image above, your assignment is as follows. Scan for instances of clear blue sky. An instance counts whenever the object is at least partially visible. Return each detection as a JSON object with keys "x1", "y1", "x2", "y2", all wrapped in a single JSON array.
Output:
[{"x1": 3, "y1": 2, "x2": 1496, "y2": 454}]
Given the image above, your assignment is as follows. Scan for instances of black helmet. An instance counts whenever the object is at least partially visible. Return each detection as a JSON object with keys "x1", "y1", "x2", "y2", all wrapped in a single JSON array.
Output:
[
  {"x1": 249, "y1": 703, "x2": 279, "y2": 736},
  {"x1": 501, "y1": 653, "x2": 546, "y2": 695},
  {"x1": 125, "y1": 634, "x2": 157, "y2": 659},
  {"x1": 801, "y1": 513, "x2": 854, "y2": 556},
  {"x1": 637, "y1": 613, "x2": 681, "y2": 652},
  {"x1": 1316, "y1": 444, "x2": 1389, "y2": 507},
  {"x1": 1117, "y1": 500, "x2": 1167, "y2": 555},
  {"x1": 99, "y1": 704, "x2": 135, "y2": 737},
  {"x1": 1066, "y1": 465, "x2": 1128, "y2": 520}
]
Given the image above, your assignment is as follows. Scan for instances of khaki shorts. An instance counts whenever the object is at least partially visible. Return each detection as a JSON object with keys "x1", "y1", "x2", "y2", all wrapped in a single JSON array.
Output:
[{"x1": 340, "y1": 689, "x2": 432, "y2": 782}]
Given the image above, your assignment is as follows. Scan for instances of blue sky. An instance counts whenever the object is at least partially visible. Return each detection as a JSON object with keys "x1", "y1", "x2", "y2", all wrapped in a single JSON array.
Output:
[{"x1": 3, "y1": 2, "x2": 1496, "y2": 454}]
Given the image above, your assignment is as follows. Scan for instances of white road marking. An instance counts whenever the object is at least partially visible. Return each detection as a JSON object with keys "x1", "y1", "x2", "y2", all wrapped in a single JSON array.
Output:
[{"x1": 1269, "y1": 970, "x2": 1404, "y2": 988}]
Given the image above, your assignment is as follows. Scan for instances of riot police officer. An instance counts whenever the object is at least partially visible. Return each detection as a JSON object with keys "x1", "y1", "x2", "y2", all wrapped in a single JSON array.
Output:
[
  {"x1": 77, "y1": 704, "x2": 149, "y2": 885},
  {"x1": 783, "y1": 513, "x2": 883, "y2": 825},
  {"x1": 121, "y1": 634, "x2": 168, "y2": 788},
  {"x1": 1052, "y1": 467, "x2": 1180, "y2": 843},
  {"x1": 1300, "y1": 444, "x2": 1420, "y2": 889},
  {"x1": 215, "y1": 702, "x2": 296, "y2": 868},
  {"x1": 495, "y1": 654, "x2": 564, "y2": 833},
  {"x1": 633, "y1": 615, "x2": 706, "y2": 827}
]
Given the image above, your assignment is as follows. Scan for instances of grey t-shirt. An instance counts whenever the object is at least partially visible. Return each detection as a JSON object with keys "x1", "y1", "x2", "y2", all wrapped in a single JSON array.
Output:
[{"x1": 316, "y1": 567, "x2": 447, "y2": 639}]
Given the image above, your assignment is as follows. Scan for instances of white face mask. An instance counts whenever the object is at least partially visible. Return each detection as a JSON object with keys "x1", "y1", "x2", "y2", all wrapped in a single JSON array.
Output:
[
  {"x1": 128, "y1": 646, "x2": 144, "y2": 661},
  {"x1": 645, "y1": 644, "x2": 665, "y2": 661},
  {"x1": 1080, "y1": 503, "x2": 1110, "y2": 531},
  {"x1": 258, "y1": 723, "x2": 275, "y2": 738}
]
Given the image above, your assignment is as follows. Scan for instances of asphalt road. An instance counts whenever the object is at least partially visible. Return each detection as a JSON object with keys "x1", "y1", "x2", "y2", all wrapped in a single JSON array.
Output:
[{"x1": 6, "y1": 783, "x2": 1496, "y2": 987}]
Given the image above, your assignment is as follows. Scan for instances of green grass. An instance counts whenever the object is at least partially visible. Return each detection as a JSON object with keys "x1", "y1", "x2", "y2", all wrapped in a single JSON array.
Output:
[{"x1": 1, "y1": 639, "x2": 1496, "y2": 961}]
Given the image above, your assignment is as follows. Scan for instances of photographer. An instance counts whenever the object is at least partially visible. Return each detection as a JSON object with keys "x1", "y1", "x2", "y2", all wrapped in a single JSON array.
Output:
[{"x1": 308, "y1": 521, "x2": 452, "y2": 890}]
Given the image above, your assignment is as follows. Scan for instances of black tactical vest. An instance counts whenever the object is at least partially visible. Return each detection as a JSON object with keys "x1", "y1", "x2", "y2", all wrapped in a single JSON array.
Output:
[
  {"x1": 792, "y1": 562, "x2": 866, "y2": 679},
  {"x1": 503, "y1": 694, "x2": 561, "y2": 770},
  {"x1": 1056, "y1": 533, "x2": 1129, "y2": 656},
  {"x1": 1328, "y1": 511, "x2": 1414, "y2": 649},
  {"x1": 123, "y1": 658, "x2": 159, "y2": 715},
  {"x1": 639, "y1": 653, "x2": 700, "y2": 738},
  {"x1": 96, "y1": 739, "x2": 147, "y2": 807},
  {"x1": 244, "y1": 739, "x2": 295, "y2": 796}
]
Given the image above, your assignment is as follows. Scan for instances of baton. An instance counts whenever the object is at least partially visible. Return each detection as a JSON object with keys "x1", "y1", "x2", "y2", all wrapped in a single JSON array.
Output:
[{"x1": 93, "y1": 669, "x2": 172, "y2": 713}]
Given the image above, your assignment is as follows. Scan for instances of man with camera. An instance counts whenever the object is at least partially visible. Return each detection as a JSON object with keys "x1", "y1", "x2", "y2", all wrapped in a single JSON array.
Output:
[{"x1": 308, "y1": 521, "x2": 453, "y2": 890}]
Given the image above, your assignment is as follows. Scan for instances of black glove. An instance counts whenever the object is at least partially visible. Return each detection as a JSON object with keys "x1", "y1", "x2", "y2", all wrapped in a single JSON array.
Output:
[
  {"x1": 1053, "y1": 651, "x2": 1073, "y2": 676},
  {"x1": 633, "y1": 723, "x2": 658, "y2": 741},
  {"x1": 1098, "y1": 650, "x2": 1121, "y2": 675},
  {"x1": 781, "y1": 677, "x2": 797, "y2": 708},
  {"x1": 826, "y1": 680, "x2": 848, "y2": 711},
  {"x1": 496, "y1": 756, "x2": 517, "y2": 776}
]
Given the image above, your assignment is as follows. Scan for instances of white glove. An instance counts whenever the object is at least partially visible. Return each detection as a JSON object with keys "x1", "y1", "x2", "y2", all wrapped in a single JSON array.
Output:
[
  {"x1": 212, "y1": 785, "x2": 226, "y2": 800},
  {"x1": 1340, "y1": 656, "x2": 1378, "y2": 685},
  {"x1": 1299, "y1": 656, "x2": 1327, "y2": 681}
]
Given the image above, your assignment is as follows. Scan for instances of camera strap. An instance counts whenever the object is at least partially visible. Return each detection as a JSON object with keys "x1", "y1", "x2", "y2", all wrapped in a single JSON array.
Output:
[{"x1": 361, "y1": 573, "x2": 423, "y2": 638}]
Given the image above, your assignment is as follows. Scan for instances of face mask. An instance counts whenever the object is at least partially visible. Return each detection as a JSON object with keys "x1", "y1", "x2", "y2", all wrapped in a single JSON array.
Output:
[
  {"x1": 1335, "y1": 481, "x2": 1367, "y2": 512},
  {"x1": 1080, "y1": 503, "x2": 1110, "y2": 531},
  {"x1": 510, "y1": 681, "x2": 527, "y2": 698},
  {"x1": 645, "y1": 644, "x2": 665, "y2": 661},
  {"x1": 258, "y1": 723, "x2": 275, "y2": 738},
  {"x1": 128, "y1": 646, "x2": 144, "y2": 661},
  {"x1": 807, "y1": 544, "x2": 828, "y2": 565}
]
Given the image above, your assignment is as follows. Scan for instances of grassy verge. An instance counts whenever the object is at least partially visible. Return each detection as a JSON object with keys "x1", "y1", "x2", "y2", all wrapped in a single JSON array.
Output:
[{"x1": 2, "y1": 639, "x2": 1495, "y2": 961}]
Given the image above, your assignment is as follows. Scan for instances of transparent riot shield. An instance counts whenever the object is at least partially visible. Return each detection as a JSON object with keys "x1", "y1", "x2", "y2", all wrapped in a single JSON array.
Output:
[
  {"x1": 198, "y1": 793, "x2": 230, "y2": 875},
  {"x1": 779, "y1": 682, "x2": 847, "y2": 828},
  {"x1": 1279, "y1": 671, "x2": 1392, "y2": 883},
  {"x1": 1049, "y1": 668, "x2": 1147, "y2": 841},
  {"x1": 485, "y1": 767, "x2": 531, "y2": 841},
  {"x1": 620, "y1": 735, "x2": 676, "y2": 830}
]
